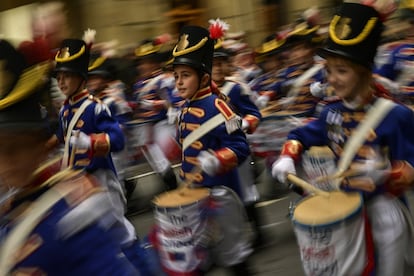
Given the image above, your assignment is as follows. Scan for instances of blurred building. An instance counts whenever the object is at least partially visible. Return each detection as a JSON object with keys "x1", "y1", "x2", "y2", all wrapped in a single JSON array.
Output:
[{"x1": 0, "y1": 0, "x2": 339, "y2": 53}]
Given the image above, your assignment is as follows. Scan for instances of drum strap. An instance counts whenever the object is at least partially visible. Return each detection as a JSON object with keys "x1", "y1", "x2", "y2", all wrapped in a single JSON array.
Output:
[
  {"x1": 182, "y1": 113, "x2": 226, "y2": 151},
  {"x1": 333, "y1": 98, "x2": 396, "y2": 188},
  {"x1": 0, "y1": 170, "x2": 79, "y2": 276},
  {"x1": 61, "y1": 98, "x2": 93, "y2": 169},
  {"x1": 219, "y1": 81, "x2": 236, "y2": 96}
]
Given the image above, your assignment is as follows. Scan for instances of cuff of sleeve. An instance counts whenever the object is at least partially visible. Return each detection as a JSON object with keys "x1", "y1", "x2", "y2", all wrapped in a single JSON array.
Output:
[
  {"x1": 280, "y1": 140, "x2": 303, "y2": 162},
  {"x1": 214, "y1": 147, "x2": 238, "y2": 174},
  {"x1": 90, "y1": 133, "x2": 110, "y2": 157},
  {"x1": 243, "y1": 115, "x2": 260, "y2": 134}
]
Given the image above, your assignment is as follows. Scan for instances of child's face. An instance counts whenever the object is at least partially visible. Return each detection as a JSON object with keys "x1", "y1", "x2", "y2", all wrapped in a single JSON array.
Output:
[
  {"x1": 173, "y1": 65, "x2": 200, "y2": 99},
  {"x1": 56, "y1": 71, "x2": 84, "y2": 97},
  {"x1": 212, "y1": 58, "x2": 229, "y2": 85},
  {"x1": 288, "y1": 43, "x2": 314, "y2": 66},
  {"x1": 325, "y1": 57, "x2": 363, "y2": 101},
  {"x1": 87, "y1": 75, "x2": 107, "y2": 95}
]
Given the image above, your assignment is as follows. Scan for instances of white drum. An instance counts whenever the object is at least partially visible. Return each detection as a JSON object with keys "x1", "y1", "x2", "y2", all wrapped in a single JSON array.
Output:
[
  {"x1": 292, "y1": 191, "x2": 374, "y2": 275},
  {"x1": 153, "y1": 187, "x2": 211, "y2": 274}
]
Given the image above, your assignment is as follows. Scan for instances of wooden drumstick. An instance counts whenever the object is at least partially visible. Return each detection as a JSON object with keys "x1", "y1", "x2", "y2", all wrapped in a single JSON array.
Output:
[
  {"x1": 260, "y1": 101, "x2": 281, "y2": 114},
  {"x1": 178, "y1": 165, "x2": 203, "y2": 195},
  {"x1": 287, "y1": 174, "x2": 330, "y2": 197},
  {"x1": 68, "y1": 130, "x2": 80, "y2": 169}
]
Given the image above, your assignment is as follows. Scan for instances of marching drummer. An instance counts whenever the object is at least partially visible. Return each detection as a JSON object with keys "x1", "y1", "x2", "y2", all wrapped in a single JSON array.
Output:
[
  {"x1": 374, "y1": 4, "x2": 414, "y2": 105},
  {"x1": 46, "y1": 33, "x2": 151, "y2": 273},
  {"x1": 87, "y1": 50, "x2": 134, "y2": 195},
  {"x1": 272, "y1": 1, "x2": 414, "y2": 275},
  {"x1": 172, "y1": 25, "x2": 253, "y2": 275},
  {"x1": 248, "y1": 33, "x2": 288, "y2": 109},
  {"x1": 211, "y1": 20, "x2": 264, "y2": 247},
  {"x1": 132, "y1": 35, "x2": 179, "y2": 191},
  {"x1": 0, "y1": 39, "x2": 138, "y2": 275}
]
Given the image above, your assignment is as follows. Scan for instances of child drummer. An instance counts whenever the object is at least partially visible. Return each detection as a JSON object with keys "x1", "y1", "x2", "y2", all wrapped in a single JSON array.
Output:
[
  {"x1": 271, "y1": 1, "x2": 414, "y2": 275},
  {"x1": 172, "y1": 25, "x2": 253, "y2": 275}
]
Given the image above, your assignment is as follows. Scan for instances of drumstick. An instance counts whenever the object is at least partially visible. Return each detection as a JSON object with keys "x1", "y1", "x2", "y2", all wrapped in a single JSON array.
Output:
[
  {"x1": 68, "y1": 130, "x2": 80, "y2": 168},
  {"x1": 287, "y1": 174, "x2": 330, "y2": 197},
  {"x1": 314, "y1": 160, "x2": 389, "y2": 183},
  {"x1": 178, "y1": 165, "x2": 203, "y2": 195},
  {"x1": 260, "y1": 101, "x2": 281, "y2": 114}
]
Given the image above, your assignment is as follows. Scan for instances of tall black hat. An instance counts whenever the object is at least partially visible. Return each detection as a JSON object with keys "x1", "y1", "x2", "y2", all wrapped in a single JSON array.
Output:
[
  {"x1": 172, "y1": 25, "x2": 215, "y2": 74},
  {"x1": 0, "y1": 40, "x2": 50, "y2": 130},
  {"x1": 317, "y1": 2, "x2": 385, "y2": 68},
  {"x1": 88, "y1": 54, "x2": 116, "y2": 79},
  {"x1": 254, "y1": 34, "x2": 286, "y2": 63},
  {"x1": 54, "y1": 39, "x2": 90, "y2": 79},
  {"x1": 135, "y1": 34, "x2": 172, "y2": 63},
  {"x1": 285, "y1": 22, "x2": 319, "y2": 46}
]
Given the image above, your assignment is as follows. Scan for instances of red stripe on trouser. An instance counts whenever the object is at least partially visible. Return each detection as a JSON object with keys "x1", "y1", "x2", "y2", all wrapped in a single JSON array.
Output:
[{"x1": 362, "y1": 210, "x2": 376, "y2": 276}]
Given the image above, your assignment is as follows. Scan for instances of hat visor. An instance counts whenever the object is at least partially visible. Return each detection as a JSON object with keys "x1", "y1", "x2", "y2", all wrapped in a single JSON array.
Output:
[
  {"x1": 173, "y1": 58, "x2": 210, "y2": 74},
  {"x1": 88, "y1": 70, "x2": 111, "y2": 78},
  {"x1": 317, "y1": 47, "x2": 372, "y2": 69},
  {"x1": 53, "y1": 66, "x2": 86, "y2": 78},
  {"x1": 213, "y1": 52, "x2": 229, "y2": 59}
]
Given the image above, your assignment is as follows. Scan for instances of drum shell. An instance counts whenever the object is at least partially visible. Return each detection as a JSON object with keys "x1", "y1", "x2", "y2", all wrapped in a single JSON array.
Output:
[
  {"x1": 153, "y1": 190, "x2": 211, "y2": 274},
  {"x1": 125, "y1": 120, "x2": 153, "y2": 147},
  {"x1": 292, "y1": 193, "x2": 367, "y2": 276}
]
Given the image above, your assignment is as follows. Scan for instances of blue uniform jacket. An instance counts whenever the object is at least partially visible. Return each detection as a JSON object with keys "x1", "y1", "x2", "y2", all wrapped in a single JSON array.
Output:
[
  {"x1": 0, "y1": 166, "x2": 137, "y2": 275},
  {"x1": 286, "y1": 97, "x2": 414, "y2": 198},
  {"x1": 56, "y1": 90, "x2": 125, "y2": 174},
  {"x1": 178, "y1": 87, "x2": 250, "y2": 196}
]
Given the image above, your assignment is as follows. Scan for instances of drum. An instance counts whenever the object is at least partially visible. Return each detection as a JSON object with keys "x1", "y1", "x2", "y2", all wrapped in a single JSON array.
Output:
[
  {"x1": 152, "y1": 187, "x2": 211, "y2": 275},
  {"x1": 247, "y1": 109, "x2": 312, "y2": 158},
  {"x1": 124, "y1": 119, "x2": 153, "y2": 164},
  {"x1": 292, "y1": 191, "x2": 370, "y2": 275},
  {"x1": 125, "y1": 119, "x2": 153, "y2": 147}
]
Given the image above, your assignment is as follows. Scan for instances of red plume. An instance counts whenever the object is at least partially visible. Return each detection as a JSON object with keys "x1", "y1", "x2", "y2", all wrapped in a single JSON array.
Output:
[{"x1": 208, "y1": 18, "x2": 230, "y2": 40}]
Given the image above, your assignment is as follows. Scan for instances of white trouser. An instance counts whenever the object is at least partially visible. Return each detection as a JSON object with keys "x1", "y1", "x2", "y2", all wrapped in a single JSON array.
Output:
[
  {"x1": 366, "y1": 195, "x2": 409, "y2": 276},
  {"x1": 91, "y1": 169, "x2": 137, "y2": 246},
  {"x1": 237, "y1": 155, "x2": 259, "y2": 204}
]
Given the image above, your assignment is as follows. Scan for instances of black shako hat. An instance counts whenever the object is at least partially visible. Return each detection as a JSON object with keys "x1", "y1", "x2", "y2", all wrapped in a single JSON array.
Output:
[
  {"x1": 135, "y1": 38, "x2": 172, "y2": 63},
  {"x1": 88, "y1": 54, "x2": 116, "y2": 80},
  {"x1": 0, "y1": 40, "x2": 50, "y2": 130},
  {"x1": 54, "y1": 39, "x2": 90, "y2": 79},
  {"x1": 317, "y1": 2, "x2": 384, "y2": 69},
  {"x1": 172, "y1": 25, "x2": 214, "y2": 74}
]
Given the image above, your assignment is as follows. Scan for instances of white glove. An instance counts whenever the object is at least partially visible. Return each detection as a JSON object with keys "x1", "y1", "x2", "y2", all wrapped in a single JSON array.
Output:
[
  {"x1": 241, "y1": 119, "x2": 250, "y2": 132},
  {"x1": 255, "y1": 95, "x2": 269, "y2": 109},
  {"x1": 310, "y1": 81, "x2": 326, "y2": 98},
  {"x1": 197, "y1": 150, "x2": 220, "y2": 176},
  {"x1": 70, "y1": 131, "x2": 91, "y2": 151},
  {"x1": 271, "y1": 156, "x2": 296, "y2": 184},
  {"x1": 167, "y1": 107, "x2": 180, "y2": 125}
]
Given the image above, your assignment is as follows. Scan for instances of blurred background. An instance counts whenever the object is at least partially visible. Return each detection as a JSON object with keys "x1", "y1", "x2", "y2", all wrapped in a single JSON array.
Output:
[{"x1": 0, "y1": 0, "x2": 342, "y2": 54}]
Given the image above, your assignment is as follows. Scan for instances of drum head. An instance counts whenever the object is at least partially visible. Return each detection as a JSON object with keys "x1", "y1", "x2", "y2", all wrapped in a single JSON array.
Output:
[
  {"x1": 293, "y1": 191, "x2": 362, "y2": 226},
  {"x1": 153, "y1": 187, "x2": 210, "y2": 208}
]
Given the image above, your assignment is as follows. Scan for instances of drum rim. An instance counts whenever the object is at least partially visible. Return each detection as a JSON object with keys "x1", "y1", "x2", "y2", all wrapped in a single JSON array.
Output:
[
  {"x1": 152, "y1": 188, "x2": 211, "y2": 210},
  {"x1": 152, "y1": 196, "x2": 210, "y2": 212},
  {"x1": 292, "y1": 192, "x2": 363, "y2": 228}
]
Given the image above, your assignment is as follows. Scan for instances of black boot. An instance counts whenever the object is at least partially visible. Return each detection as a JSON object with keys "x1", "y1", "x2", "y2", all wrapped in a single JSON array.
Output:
[
  {"x1": 162, "y1": 168, "x2": 178, "y2": 191},
  {"x1": 123, "y1": 179, "x2": 136, "y2": 201},
  {"x1": 245, "y1": 203, "x2": 264, "y2": 248},
  {"x1": 229, "y1": 260, "x2": 253, "y2": 276}
]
